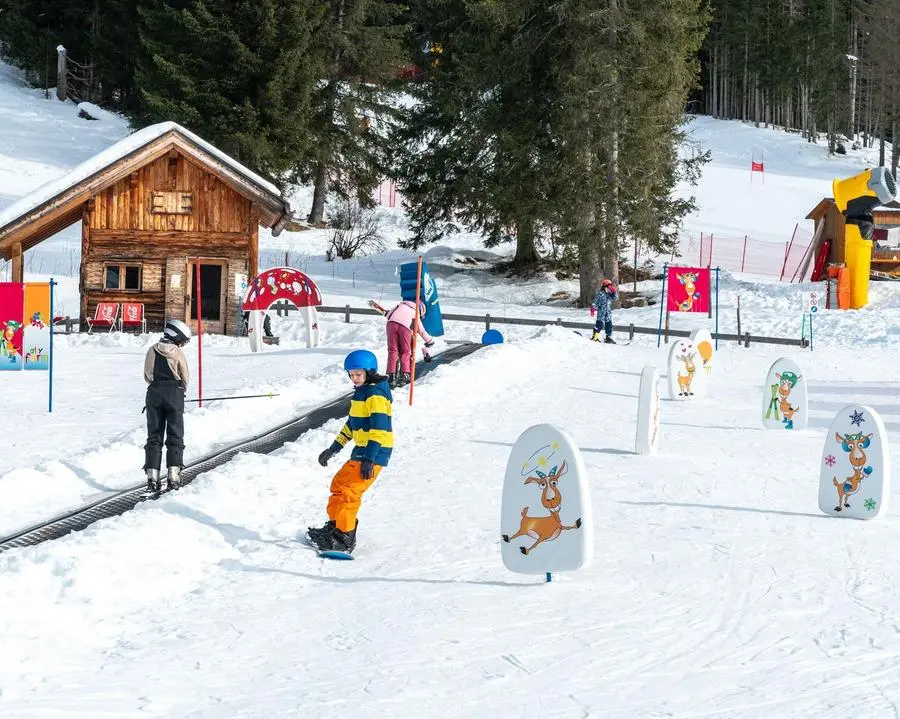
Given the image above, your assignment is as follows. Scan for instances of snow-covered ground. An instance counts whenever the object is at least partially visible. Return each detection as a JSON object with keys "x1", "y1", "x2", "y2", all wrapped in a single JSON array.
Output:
[{"x1": 3, "y1": 62, "x2": 900, "y2": 716}]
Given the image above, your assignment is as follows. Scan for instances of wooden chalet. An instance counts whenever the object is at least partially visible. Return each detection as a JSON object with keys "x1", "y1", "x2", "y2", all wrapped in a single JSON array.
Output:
[{"x1": 0, "y1": 122, "x2": 293, "y2": 334}]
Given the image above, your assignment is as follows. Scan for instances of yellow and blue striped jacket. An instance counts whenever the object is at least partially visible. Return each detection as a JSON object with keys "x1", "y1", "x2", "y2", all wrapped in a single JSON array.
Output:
[{"x1": 329, "y1": 378, "x2": 393, "y2": 466}]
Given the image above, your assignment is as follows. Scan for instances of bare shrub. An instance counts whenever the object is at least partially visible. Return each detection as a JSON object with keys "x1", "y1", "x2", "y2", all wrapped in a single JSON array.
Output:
[{"x1": 328, "y1": 200, "x2": 386, "y2": 260}]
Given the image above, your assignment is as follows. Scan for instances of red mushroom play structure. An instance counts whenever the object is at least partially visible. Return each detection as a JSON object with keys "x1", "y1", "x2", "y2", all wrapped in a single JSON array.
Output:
[{"x1": 241, "y1": 267, "x2": 323, "y2": 351}]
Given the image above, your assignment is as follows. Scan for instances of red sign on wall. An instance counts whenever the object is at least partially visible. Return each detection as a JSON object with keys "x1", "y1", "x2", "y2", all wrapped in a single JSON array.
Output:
[{"x1": 667, "y1": 267, "x2": 711, "y2": 314}]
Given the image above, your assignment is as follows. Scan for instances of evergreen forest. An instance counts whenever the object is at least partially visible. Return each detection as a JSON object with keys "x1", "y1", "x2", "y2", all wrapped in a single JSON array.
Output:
[{"x1": 1, "y1": 0, "x2": 896, "y2": 301}]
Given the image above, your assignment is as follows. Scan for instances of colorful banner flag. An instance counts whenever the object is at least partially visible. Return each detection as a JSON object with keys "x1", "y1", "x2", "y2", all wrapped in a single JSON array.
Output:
[
  {"x1": 399, "y1": 260, "x2": 445, "y2": 336},
  {"x1": 23, "y1": 282, "x2": 50, "y2": 370},
  {"x1": 666, "y1": 267, "x2": 711, "y2": 314},
  {"x1": 0, "y1": 282, "x2": 25, "y2": 370}
]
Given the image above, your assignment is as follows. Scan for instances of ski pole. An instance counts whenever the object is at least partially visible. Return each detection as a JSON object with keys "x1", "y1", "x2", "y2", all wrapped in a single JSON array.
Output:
[{"x1": 185, "y1": 392, "x2": 280, "y2": 403}]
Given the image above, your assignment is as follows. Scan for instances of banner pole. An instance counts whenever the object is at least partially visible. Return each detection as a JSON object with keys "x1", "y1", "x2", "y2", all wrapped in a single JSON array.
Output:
[
  {"x1": 409, "y1": 256, "x2": 424, "y2": 406},
  {"x1": 715, "y1": 268, "x2": 720, "y2": 349},
  {"x1": 195, "y1": 260, "x2": 203, "y2": 408},
  {"x1": 657, "y1": 263, "x2": 667, "y2": 347},
  {"x1": 49, "y1": 278, "x2": 55, "y2": 413}
]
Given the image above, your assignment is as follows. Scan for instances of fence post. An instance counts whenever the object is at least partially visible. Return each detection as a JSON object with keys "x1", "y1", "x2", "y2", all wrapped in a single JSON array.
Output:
[
  {"x1": 485, "y1": 313, "x2": 491, "y2": 331},
  {"x1": 779, "y1": 224, "x2": 797, "y2": 282},
  {"x1": 56, "y1": 45, "x2": 67, "y2": 102},
  {"x1": 344, "y1": 304, "x2": 350, "y2": 323},
  {"x1": 708, "y1": 234, "x2": 714, "y2": 266},
  {"x1": 699, "y1": 233, "x2": 704, "y2": 265},
  {"x1": 736, "y1": 295, "x2": 741, "y2": 342},
  {"x1": 744, "y1": 332, "x2": 751, "y2": 348},
  {"x1": 629, "y1": 323, "x2": 634, "y2": 340},
  {"x1": 556, "y1": 317, "x2": 562, "y2": 326},
  {"x1": 741, "y1": 235, "x2": 748, "y2": 272}
]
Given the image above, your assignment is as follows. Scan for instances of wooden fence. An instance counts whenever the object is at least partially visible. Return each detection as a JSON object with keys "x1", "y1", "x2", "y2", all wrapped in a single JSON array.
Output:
[{"x1": 271, "y1": 301, "x2": 809, "y2": 348}]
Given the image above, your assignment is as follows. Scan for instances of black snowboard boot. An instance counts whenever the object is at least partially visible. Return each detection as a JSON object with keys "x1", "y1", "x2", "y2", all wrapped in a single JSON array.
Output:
[
  {"x1": 604, "y1": 336, "x2": 616, "y2": 344},
  {"x1": 397, "y1": 372, "x2": 411, "y2": 387},
  {"x1": 307, "y1": 520, "x2": 335, "y2": 544},
  {"x1": 331, "y1": 522, "x2": 358, "y2": 554},
  {"x1": 388, "y1": 373, "x2": 398, "y2": 389}
]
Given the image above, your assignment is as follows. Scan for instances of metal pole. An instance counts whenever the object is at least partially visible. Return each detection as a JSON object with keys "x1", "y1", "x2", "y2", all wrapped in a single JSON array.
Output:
[
  {"x1": 409, "y1": 256, "x2": 424, "y2": 406},
  {"x1": 195, "y1": 261, "x2": 203, "y2": 408},
  {"x1": 715, "y1": 268, "x2": 720, "y2": 349},
  {"x1": 657, "y1": 263, "x2": 667, "y2": 347},
  {"x1": 810, "y1": 313, "x2": 814, "y2": 352},
  {"x1": 741, "y1": 235, "x2": 748, "y2": 272},
  {"x1": 49, "y1": 278, "x2": 55, "y2": 413}
]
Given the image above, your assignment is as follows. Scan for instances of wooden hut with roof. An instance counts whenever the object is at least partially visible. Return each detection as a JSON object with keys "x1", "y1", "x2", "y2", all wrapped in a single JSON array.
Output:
[
  {"x1": 0, "y1": 122, "x2": 293, "y2": 334},
  {"x1": 806, "y1": 197, "x2": 900, "y2": 273}
]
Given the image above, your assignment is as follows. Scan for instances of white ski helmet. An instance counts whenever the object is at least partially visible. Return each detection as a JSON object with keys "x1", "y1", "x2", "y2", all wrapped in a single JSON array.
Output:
[{"x1": 163, "y1": 319, "x2": 192, "y2": 345}]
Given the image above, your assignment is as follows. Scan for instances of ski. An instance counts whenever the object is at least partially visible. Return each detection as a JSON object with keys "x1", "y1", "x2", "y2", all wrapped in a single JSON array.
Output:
[{"x1": 368, "y1": 300, "x2": 387, "y2": 315}]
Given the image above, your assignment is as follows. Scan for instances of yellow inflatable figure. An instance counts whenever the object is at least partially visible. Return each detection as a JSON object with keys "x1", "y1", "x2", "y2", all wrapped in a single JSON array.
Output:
[{"x1": 832, "y1": 168, "x2": 896, "y2": 308}]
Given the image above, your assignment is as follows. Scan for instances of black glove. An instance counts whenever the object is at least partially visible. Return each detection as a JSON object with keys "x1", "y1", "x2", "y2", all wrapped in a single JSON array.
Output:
[
  {"x1": 424, "y1": 340, "x2": 434, "y2": 348},
  {"x1": 360, "y1": 460, "x2": 375, "y2": 480},
  {"x1": 318, "y1": 447, "x2": 337, "y2": 467}
]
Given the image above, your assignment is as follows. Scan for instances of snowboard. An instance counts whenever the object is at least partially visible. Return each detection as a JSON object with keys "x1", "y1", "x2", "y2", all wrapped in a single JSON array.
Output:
[{"x1": 302, "y1": 532, "x2": 355, "y2": 560}]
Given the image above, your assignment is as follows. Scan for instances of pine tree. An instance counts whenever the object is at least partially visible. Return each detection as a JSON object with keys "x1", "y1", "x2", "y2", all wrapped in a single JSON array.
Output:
[
  {"x1": 390, "y1": 0, "x2": 558, "y2": 267},
  {"x1": 302, "y1": 0, "x2": 409, "y2": 224},
  {"x1": 134, "y1": 0, "x2": 323, "y2": 183}
]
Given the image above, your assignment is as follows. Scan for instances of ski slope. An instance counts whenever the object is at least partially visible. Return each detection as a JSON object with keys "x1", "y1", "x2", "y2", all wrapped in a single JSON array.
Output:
[
  {"x1": 4, "y1": 332, "x2": 900, "y2": 717},
  {"x1": 3, "y1": 61, "x2": 900, "y2": 716}
]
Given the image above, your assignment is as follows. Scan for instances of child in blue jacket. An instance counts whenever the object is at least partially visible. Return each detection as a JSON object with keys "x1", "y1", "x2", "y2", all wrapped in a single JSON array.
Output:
[
  {"x1": 590, "y1": 279, "x2": 618, "y2": 344},
  {"x1": 308, "y1": 349, "x2": 393, "y2": 554}
]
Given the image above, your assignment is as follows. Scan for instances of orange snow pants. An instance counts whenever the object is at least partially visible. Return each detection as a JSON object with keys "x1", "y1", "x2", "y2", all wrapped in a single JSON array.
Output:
[{"x1": 327, "y1": 460, "x2": 383, "y2": 532}]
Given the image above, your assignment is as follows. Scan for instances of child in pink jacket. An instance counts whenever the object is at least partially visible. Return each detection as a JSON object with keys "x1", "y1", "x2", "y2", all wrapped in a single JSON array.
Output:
[{"x1": 385, "y1": 300, "x2": 434, "y2": 387}]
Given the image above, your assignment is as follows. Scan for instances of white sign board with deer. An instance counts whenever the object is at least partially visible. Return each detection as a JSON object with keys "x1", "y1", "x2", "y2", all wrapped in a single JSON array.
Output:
[
  {"x1": 762, "y1": 357, "x2": 808, "y2": 430},
  {"x1": 818, "y1": 404, "x2": 890, "y2": 519},
  {"x1": 635, "y1": 366, "x2": 661, "y2": 455},
  {"x1": 667, "y1": 339, "x2": 707, "y2": 400},
  {"x1": 500, "y1": 424, "x2": 593, "y2": 575}
]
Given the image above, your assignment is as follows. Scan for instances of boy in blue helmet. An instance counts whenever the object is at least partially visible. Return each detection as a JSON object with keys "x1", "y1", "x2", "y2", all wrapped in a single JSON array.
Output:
[{"x1": 308, "y1": 349, "x2": 393, "y2": 554}]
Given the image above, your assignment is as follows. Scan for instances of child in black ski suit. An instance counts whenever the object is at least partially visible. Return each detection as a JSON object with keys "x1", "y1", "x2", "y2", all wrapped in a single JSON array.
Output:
[{"x1": 143, "y1": 319, "x2": 191, "y2": 496}]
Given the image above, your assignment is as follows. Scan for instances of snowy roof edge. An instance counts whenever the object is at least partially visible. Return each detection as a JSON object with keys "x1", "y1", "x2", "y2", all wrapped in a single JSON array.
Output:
[{"x1": 0, "y1": 121, "x2": 285, "y2": 232}]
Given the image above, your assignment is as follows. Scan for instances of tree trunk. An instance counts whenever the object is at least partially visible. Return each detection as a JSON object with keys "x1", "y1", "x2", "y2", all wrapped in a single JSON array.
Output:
[
  {"x1": 308, "y1": 162, "x2": 329, "y2": 225},
  {"x1": 513, "y1": 218, "x2": 539, "y2": 267},
  {"x1": 892, "y1": 118, "x2": 899, "y2": 180},
  {"x1": 579, "y1": 234, "x2": 602, "y2": 307},
  {"x1": 605, "y1": 0, "x2": 620, "y2": 285},
  {"x1": 307, "y1": 0, "x2": 346, "y2": 225}
]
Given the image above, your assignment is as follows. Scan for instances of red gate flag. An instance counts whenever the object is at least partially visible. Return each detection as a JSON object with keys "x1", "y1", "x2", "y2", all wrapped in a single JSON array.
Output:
[
  {"x1": 666, "y1": 267, "x2": 711, "y2": 313},
  {"x1": 0, "y1": 282, "x2": 25, "y2": 370},
  {"x1": 751, "y1": 161, "x2": 764, "y2": 172}
]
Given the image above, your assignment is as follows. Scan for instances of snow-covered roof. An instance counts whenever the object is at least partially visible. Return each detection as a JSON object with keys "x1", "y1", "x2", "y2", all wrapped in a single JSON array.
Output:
[{"x1": 0, "y1": 121, "x2": 284, "y2": 233}]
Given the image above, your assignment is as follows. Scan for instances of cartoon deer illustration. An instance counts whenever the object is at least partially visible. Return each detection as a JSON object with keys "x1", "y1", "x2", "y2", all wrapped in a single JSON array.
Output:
[
  {"x1": 832, "y1": 431, "x2": 874, "y2": 511},
  {"x1": 776, "y1": 371, "x2": 801, "y2": 429},
  {"x1": 677, "y1": 272, "x2": 701, "y2": 312},
  {"x1": 676, "y1": 351, "x2": 696, "y2": 396},
  {"x1": 502, "y1": 460, "x2": 582, "y2": 555}
]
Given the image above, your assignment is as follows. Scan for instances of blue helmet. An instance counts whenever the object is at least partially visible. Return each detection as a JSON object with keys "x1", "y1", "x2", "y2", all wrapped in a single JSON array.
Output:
[{"x1": 344, "y1": 349, "x2": 378, "y2": 373}]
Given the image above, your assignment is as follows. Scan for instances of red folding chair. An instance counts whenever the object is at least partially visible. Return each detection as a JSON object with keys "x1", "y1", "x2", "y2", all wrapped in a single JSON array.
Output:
[
  {"x1": 86, "y1": 302, "x2": 119, "y2": 334},
  {"x1": 120, "y1": 302, "x2": 146, "y2": 334}
]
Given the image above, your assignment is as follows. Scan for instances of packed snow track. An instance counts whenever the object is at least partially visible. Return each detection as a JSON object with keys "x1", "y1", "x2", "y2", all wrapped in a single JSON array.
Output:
[{"x1": 0, "y1": 342, "x2": 482, "y2": 553}]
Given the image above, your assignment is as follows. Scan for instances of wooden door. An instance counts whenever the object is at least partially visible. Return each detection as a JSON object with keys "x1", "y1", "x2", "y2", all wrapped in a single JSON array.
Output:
[{"x1": 185, "y1": 258, "x2": 228, "y2": 335}]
